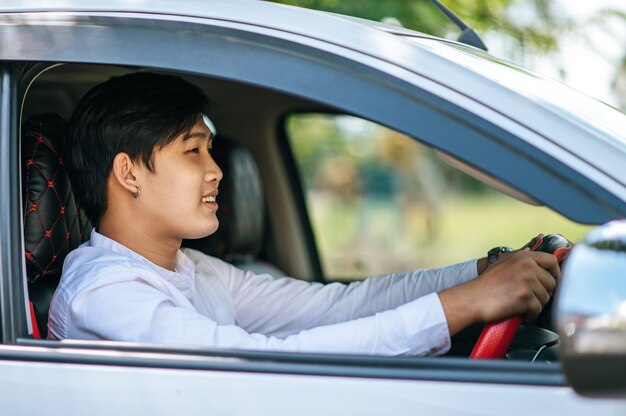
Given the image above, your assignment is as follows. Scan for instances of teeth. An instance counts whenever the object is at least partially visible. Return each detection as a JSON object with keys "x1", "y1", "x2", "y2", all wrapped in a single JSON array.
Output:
[{"x1": 202, "y1": 195, "x2": 216, "y2": 203}]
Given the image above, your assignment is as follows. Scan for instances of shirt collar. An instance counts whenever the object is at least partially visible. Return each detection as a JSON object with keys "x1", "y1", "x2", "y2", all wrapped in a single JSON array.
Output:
[{"x1": 88, "y1": 229, "x2": 196, "y2": 283}]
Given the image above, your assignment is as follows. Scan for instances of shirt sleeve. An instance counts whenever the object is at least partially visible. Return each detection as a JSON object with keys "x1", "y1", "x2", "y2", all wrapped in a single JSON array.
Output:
[
  {"x1": 203, "y1": 255, "x2": 477, "y2": 338},
  {"x1": 67, "y1": 278, "x2": 451, "y2": 356}
]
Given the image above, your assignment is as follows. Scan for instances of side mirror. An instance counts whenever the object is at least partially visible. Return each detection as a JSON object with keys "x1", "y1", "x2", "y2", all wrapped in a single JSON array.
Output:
[{"x1": 556, "y1": 219, "x2": 626, "y2": 398}]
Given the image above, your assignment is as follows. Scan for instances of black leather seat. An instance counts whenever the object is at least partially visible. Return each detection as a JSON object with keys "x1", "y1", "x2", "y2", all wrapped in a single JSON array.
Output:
[
  {"x1": 183, "y1": 138, "x2": 284, "y2": 277},
  {"x1": 22, "y1": 113, "x2": 91, "y2": 338}
]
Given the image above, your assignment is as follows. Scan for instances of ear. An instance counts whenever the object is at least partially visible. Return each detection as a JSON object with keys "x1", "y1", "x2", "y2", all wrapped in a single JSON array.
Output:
[{"x1": 111, "y1": 152, "x2": 141, "y2": 195}]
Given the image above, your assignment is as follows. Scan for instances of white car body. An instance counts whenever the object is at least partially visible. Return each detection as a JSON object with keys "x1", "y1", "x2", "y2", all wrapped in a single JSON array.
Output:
[{"x1": 0, "y1": 0, "x2": 625, "y2": 414}]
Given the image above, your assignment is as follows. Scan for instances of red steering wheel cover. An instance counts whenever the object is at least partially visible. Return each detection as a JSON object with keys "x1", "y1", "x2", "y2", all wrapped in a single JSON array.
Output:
[
  {"x1": 470, "y1": 316, "x2": 522, "y2": 359},
  {"x1": 470, "y1": 235, "x2": 571, "y2": 360}
]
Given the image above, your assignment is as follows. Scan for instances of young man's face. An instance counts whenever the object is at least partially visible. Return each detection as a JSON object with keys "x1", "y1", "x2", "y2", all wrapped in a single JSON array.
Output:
[{"x1": 135, "y1": 119, "x2": 222, "y2": 241}]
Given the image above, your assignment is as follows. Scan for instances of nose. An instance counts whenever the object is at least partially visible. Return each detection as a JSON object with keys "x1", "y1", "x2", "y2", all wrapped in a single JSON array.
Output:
[{"x1": 204, "y1": 152, "x2": 223, "y2": 183}]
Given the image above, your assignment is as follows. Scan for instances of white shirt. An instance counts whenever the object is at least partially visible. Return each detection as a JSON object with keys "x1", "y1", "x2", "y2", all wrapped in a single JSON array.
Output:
[{"x1": 48, "y1": 230, "x2": 478, "y2": 356}]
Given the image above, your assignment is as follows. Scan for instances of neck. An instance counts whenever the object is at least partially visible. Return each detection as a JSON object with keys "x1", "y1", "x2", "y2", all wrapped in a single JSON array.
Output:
[{"x1": 98, "y1": 215, "x2": 181, "y2": 271}]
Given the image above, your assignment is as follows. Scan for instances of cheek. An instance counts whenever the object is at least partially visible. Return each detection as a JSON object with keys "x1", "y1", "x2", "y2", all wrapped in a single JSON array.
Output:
[
  {"x1": 145, "y1": 155, "x2": 206, "y2": 209},
  {"x1": 162, "y1": 177, "x2": 192, "y2": 202},
  {"x1": 157, "y1": 169, "x2": 201, "y2": 206}
]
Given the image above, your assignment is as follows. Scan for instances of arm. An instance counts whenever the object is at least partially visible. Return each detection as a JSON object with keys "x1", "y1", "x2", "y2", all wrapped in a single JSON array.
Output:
[
  {"x1": 185, "y1": 249, "x2": 477, "y2": 337},
  {"x1": 67, "y1": 279, "x2": 452, "y2": 356}
]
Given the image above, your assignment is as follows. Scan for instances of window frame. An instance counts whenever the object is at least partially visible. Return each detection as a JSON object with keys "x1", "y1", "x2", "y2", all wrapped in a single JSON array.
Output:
[{"x1": 0, "y1": 63, "x2": 30, "y2": 344}]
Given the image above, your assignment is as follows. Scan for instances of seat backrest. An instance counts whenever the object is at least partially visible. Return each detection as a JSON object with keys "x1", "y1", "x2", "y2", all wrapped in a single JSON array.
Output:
[
  {"x1": 22, "y1": 113, "x2": 91, "y2": 338},
  {"x1": 183, "y1": 138, "x2": 284, "y2": 277}
]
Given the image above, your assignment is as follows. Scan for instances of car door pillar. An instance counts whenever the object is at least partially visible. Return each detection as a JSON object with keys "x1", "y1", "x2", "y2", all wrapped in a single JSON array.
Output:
[{"x1": 0, "y1": 65, "x2": 29, "y2": 343}]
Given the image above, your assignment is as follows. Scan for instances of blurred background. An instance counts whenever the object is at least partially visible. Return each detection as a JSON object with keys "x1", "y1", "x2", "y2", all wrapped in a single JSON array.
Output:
[
  {"x1": 267, "y1": 0, "x2": 626, "y2": 280},
  {"x1": 268, "y1": 0, "x2": 626, "y2": 109}
]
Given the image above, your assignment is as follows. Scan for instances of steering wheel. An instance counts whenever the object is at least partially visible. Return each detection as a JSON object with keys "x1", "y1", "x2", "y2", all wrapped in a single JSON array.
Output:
[{"x1": 469, "y1": 234, "x2": 571, "y2": 359}]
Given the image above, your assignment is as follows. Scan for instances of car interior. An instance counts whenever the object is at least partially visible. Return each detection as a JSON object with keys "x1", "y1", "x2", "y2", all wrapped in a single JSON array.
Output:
[
  {"x1": 19, "y1": 62, "x2": 563, "y2": 360},
  {"x1": 21, "y1": 63, "x2": 335, "y2": 338}
]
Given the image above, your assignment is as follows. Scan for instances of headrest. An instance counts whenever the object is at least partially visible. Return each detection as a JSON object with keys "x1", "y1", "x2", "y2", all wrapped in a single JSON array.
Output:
[
  {"x1": 22, "y1": 113, "x2": 91, "y2": 283},
  {"x1": 184, "y1": 138, "x2": 265, "y2": 261}
]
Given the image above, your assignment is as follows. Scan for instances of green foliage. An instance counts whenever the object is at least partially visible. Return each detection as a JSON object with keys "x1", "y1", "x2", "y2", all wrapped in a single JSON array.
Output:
[
  {"x1": 589, "y1": 8, "x2": 626, "y2": 111},
  {"x1": 269, "y1": 0, "x2": 626, "y2": 108},
  {"x1": 266, "y1": 0, "x2": 570, "y2": 55}
]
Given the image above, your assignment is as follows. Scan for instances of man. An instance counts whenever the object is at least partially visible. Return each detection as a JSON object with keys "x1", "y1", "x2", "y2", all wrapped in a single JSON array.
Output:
[{"x1": 48, "y1": 72, "x2": 559, "y2": 356}]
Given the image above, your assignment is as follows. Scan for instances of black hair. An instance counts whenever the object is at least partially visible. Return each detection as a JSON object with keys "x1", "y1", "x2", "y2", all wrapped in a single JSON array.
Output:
[{"x1": 66, "y1": 72, "x2": 211, "y2": 225}]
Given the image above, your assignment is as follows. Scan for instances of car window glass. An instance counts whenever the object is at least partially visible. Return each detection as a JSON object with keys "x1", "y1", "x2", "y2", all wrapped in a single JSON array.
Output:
[{"x1": 286, "y1": 113, "x2": 593, "y2": 281}]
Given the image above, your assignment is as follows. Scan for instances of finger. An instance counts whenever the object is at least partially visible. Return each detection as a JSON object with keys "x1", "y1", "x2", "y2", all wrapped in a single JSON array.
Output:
[
  {"x1": 534, "y1": 265, "x2": 557, "y2": 296},
  {"x1": 529, "y1": 251, "x2": 561, "y2": 280},
  {"x1": 526, "y1": 296, "x2": 543, "y2": 320},
  {"x1": 530, "y1": 276, "x2": 552, "y2": 306}
]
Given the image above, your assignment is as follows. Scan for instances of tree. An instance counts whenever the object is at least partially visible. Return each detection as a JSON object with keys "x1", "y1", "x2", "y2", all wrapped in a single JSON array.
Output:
[
  {"x1": 268, "y1": 1, "x2": 626, "y2": 107},
  {"x1": 595, "y1": 8, "x2": 626, "y2": 110},
  {"x1": 265, "y1": 0, "x2": 573, "y2": 59}
]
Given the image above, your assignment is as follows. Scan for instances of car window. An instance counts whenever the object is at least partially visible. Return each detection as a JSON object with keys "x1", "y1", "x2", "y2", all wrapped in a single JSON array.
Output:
[{"x1": 286, "y1": 113, "x2": 593, "y2": 281}]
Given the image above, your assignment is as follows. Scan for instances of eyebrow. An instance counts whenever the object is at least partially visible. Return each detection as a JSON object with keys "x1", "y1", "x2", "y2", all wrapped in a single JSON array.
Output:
[{"x1": 183, "y1": 131, "x2": 213, "y2": 141}]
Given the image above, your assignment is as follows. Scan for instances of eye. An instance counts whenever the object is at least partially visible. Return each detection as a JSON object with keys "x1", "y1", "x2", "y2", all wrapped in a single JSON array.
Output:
[{"x1": 187, "y1": 147, "x2": 200, "y2": 154}]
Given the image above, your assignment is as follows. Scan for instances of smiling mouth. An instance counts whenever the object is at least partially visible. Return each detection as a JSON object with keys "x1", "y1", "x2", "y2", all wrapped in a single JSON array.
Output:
[{"x1": 201, "y1": 195, "x2": 216, "y2": 203}]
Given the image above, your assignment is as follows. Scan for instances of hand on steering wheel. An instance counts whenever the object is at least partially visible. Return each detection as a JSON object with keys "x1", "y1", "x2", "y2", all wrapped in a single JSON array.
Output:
[{"x1": 469, "y1": 234, "x2": 571, "y2": 359}]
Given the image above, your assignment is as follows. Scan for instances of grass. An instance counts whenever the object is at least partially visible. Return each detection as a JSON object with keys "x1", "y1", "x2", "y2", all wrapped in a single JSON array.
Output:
[{"x1": 309, "y1": 192, "x2": 594, "y2": 280}]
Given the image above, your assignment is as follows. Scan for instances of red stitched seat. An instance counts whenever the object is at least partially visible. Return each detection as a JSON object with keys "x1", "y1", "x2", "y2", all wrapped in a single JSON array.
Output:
[{"x1": 22, "y1": 113, "x2": 91, "y2": 338}]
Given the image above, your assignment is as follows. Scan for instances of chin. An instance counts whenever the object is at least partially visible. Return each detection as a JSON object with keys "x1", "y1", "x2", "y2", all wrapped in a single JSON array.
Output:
[{"x1": 184, "y1": 221, "x2": 219, "y2": 240}]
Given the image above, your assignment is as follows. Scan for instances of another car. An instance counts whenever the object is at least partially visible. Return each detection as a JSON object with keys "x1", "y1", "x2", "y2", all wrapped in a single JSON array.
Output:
[{"x1": 1, "y1": 0, "x2": 626, "y2": 414}]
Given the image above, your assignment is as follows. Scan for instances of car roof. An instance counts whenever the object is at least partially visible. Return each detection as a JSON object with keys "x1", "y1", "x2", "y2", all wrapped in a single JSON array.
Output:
[{"x1": 1, "y1": 0, "x2": 400, "y2": 39}]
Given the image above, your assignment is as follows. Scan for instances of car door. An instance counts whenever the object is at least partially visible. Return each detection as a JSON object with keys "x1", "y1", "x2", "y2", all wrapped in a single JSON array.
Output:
[{"x1": 1, "y1": 4, "x2": 626, "y2": 414}]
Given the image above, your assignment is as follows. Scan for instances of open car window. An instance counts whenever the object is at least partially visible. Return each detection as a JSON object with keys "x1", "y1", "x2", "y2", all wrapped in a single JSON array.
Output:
[{"x1": 285, "y1": 113, "x2": 593, "y2": 281}]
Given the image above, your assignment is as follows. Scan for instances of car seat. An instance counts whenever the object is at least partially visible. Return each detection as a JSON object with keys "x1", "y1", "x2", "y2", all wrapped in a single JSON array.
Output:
[
  {"x1": 183, "y1": 137, "x2": 284, "y2": 278},
  {"x1": 22, "y1": 113, "x2": 92, "y2": 339}
]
